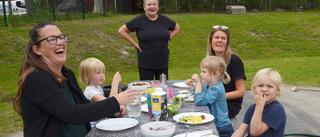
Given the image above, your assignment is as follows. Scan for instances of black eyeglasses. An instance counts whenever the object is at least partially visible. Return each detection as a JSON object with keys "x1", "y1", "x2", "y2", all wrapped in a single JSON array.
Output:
[{"x1": 35, "y1": 34, "x2": 68, "y2": 45}]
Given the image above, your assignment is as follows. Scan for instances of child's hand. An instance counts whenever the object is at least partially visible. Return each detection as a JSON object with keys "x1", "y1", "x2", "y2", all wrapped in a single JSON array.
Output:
[
  {"x1": 185, "y1": 79, "x2": 195, "y2": 89},
  {"x1": 191, "y1": 74, "x2": 201, "y2": 84},
  {"x1": 191, "y1": 74, "x2": 202, "y2": 94},
  {"x1": 112, "y1": 72, "x2": 121, "y2": 84},
  {"x1": 254, "y1": 90, "x2": 267, "y2": 107}
]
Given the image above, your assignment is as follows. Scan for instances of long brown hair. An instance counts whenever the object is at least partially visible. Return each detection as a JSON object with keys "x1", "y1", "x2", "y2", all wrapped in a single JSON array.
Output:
[
  {"x1": 206, "y1": 26, "x2": 233, "y2": 65},
  {"x1": 13, "y1": 22, "x2": 69, "y2": 115}
]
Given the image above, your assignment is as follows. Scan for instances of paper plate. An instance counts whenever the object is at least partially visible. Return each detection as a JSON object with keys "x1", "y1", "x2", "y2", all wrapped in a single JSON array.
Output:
[
  {"x1": 173, "y1": 82, "x2": 190, "y2": 88},
  {"x1": 173, "y1": 112, "x2": 214, "y2": 125},
  {"x1": 96, "y1": 118, "x2": 139, "y2": 131}
]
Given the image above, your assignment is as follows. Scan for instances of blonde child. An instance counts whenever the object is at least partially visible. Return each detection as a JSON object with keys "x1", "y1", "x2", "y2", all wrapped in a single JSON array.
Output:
[
  {"x1": 232, "y1": 68, "x2": 286, "y2": 137},
  {"x1": 79, "y1": 57, "x2": 127, "y2": 127},
  {"x1": 185, "y1": 56, "x2": 234, "y2": 137}
]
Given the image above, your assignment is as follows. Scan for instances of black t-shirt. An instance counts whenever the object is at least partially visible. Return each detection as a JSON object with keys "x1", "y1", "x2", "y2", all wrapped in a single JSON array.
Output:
[
  {"x1": 224, "y1": 54, "x2": 246, "y2": 118},
  {"x1": 126, "y1": 14, "x2": 176, "y2": 69}
]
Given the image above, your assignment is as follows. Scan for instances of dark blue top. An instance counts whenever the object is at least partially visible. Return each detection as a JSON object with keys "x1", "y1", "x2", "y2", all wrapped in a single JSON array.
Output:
[{"x1": 243, "y1": 100, "x2": 286, "y2": 137}]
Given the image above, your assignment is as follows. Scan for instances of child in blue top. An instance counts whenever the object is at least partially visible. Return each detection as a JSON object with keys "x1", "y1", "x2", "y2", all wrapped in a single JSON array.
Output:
[
  {"x1": 232, "y1": 68, "x2": 286, "y2": 137},
  {"x1": 185, "y1": 56, "x2": 234, "y2": 137}
]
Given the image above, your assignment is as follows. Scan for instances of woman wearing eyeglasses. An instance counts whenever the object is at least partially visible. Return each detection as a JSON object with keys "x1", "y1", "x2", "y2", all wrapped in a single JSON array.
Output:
[
  {"x1": 207, "y1": 25, "x2": 246, "y2": 127},
  {"x1": 118, "y1": 0, "x2": 180, "y2": 80},
  {"x1": 13, "y1": 22, "x2": 138, "y2": 137}
]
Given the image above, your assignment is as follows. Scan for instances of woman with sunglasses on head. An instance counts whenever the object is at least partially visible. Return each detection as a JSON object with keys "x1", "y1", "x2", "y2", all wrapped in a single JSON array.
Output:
[
  {"x1": 118, "y1": 0, "x2": 180, "y2": 80},
  {"x1": 13, "y1": 22, "x2": 138, "y2": 137},
  {"x1": 207, "y1": 25, "x2": 246, "y2": 127}
]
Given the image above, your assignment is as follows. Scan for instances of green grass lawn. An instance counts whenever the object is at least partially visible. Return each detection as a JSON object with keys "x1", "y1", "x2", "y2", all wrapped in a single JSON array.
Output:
[{"x1": 1, "y1": 11, "x2": 320, "y2": 136}]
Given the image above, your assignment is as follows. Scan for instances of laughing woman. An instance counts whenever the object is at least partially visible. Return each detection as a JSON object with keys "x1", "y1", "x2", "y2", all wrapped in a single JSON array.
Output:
[
  {"x1": 13, "y1": 22, "x2": 138, "y2": 137},
  {"x1": 118, "y1": 0, "x2": 180, "y2": 80},
  {"x1": 206, "y1": 26, "x2": 247, "y2": 124}
]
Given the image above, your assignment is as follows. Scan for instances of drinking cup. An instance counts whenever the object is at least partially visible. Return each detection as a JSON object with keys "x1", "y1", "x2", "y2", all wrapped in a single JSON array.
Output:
[
  {"x1": 166, "y1": 88, "x2": 174, "y2": 99},
  {"x1": 127, "y1": 90, "x2": 141, "y2": 117},
  {"x1": 160, "y1": 73, "x2": 167, "y2": 85}
]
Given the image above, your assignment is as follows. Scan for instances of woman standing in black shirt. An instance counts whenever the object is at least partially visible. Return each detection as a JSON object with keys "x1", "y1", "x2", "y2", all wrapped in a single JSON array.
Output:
[{"x1": 118, "y1": 0, "x2": 180, "y2": 80}]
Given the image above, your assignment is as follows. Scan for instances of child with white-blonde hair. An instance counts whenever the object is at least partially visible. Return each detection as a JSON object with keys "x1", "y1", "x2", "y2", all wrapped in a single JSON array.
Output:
[
  {"x1": 79, "y1": 57, "x2": 127, "y2": 127},
  {"x1": 79, "y1": 57, "x2": 121, "y2": 101},
  {"x1": 185, "y1": 56, "x2": 234, "y2": 137},
  {"x1": 232, "y1": 68, "x2": 286, "y2": 137}
]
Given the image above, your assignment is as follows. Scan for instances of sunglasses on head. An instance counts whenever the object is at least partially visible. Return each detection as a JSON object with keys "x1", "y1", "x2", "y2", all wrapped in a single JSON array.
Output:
[{"x1": 213, "y1": 25, "x2": 228, "y2": 30}]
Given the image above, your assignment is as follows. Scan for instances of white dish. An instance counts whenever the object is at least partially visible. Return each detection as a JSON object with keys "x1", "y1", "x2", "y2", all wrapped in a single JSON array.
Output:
[
  {"x1": 173, "y1": 112, "x2": 214, "y2": 125},
  {"x1": 173, "y1": 82, "x2": 190, "y2": 88},
  {"x1": 128, "y1": 82, "x2": 150, "y2": 89},
  {"x1": 185, "y1": 95, "x2": 194, "y2": 102},
  {"x1": 178, "y1": 90, "x2": 189, "y2": 94},
  {"x1": 141, "y1": 121, "x2": 175, "y2": 137},
  {"x1": 96, "y1": 118, "x2": 139, "y2": 131},
  {"x1": 176, "y1": 94, "x2": 187, "y2": 98},
  {"x1": 141, "y1": 96, "x2": 147, "y2": 102},
  {"x1": 173, "y1": 132, "x2": 218, "y2": 137},
  {"x1": 141, "y1": 104, "x2": 148, "y2": 112}
]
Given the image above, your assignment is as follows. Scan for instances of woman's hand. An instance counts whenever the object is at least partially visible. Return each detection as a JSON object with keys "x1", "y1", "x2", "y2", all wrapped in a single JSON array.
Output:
[
  {"x1": 114, "y1": 105, "x2": 128, "y2": 117},
  {"x1": 118, "y1": 25, "x2": 142, "y2": 52},
  {"x1": 114, "y1": 89, "x2": 138, "y2": 105},
  {"x1": 133, "y1": 43, "x2": 142, "y2": 52}
]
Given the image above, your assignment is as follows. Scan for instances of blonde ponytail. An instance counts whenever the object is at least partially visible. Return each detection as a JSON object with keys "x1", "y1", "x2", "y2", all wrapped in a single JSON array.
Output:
[{"x1": 222, "y1": 72, "x2": 231, "y2": 84}]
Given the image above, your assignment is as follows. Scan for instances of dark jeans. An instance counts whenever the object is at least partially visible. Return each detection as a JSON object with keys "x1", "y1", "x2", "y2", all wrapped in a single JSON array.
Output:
[
  {"x1": 218, "y1": 124, "x2": 235, "y2": 137},
  {"x1": 139, "y1": 67, "x2": 168, "y2": 80}
]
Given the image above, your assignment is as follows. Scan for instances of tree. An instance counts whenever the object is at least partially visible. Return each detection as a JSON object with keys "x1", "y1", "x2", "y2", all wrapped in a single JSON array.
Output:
[
  {"x1": 8, "y1": 0, "x2": 12, "y2": 15},
  {"x1": 176, "y1": 0, "x2": 181, "y2": 11},
  {"x1": 269, "y1": 0, "x2": 272, "y2": 10},
  {"x1": 259, "y1": 0, "x2": 263, "y2": 10},
  {"x1": 185, "y1": 0, "x2": 188, "y2": 11},
  {"x1": 25, "y1": 0, "x2": 33, "y2": 16}
]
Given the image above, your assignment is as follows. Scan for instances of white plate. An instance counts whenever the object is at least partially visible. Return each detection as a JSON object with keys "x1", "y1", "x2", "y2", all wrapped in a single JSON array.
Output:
[
  {"x1": 174, "y1": 132, "x2": 218, "y2": 137},
  {"x1": 128, "y1": 82, "x2": 150, "y2": 89},
  {"x1": 141, "y1": 104, "x2": 148, "y2": 112},
  {"x1": 176, "y1": 94, "x2": 187, "y2": 98},
  {"x1": 141, "y1": 96, "x2": 147, "y2": 102},
  {"x1": 185, "y1": 95, "x2": 194, "y2": 102},
  {"x1": 173, "y1": 82, "x2": 190, "y2": 88},
  {"x1": 96, "y1": 118, "x2": 139, "y2": 131},
  {"x1": 173, "y1": 112, "x2": 214, "y2": 125}
]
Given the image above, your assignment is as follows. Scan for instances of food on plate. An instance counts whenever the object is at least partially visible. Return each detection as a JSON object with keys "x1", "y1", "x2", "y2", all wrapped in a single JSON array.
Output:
[
  {"x1": 168, "y1": 104, "x2": 180, "y2": 116},
  {"x1": 178, "y1": 115, "x2": 206, "y2": 123},
  {"x1": 171, "y1": 96, "x2": 184, "y2": 105},
  {"x1": 178, "y1": 90, "x2": 189, "y2": 94},
  {"x1": 141, "y1": 90, "x2": 147, "y2": 95},
  {"x1": 132, "y1": 82, "x2": 149, "y2": 86},
  {"x1": 185, "y1": 96, "x2": 194, "y2": 102}
]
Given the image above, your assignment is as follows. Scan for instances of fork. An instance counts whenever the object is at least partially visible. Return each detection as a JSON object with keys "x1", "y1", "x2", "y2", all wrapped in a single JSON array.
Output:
[
  {"x1": 184, "y1": 92, "x2": 195, "y2": 99},
  {"x1": 199, "y1": 133, "x2": 213, "y2": 137},
  {"x1": 149, "y1": 121, "x2": 179, "y2": 131}
]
